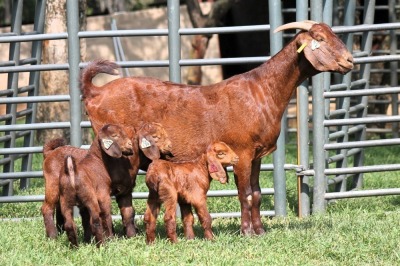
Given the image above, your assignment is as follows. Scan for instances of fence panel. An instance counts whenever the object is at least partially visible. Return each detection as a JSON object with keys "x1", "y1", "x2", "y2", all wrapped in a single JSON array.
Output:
[{"x1": 0, "y1": 0, "x2": 400, "y2": 221}]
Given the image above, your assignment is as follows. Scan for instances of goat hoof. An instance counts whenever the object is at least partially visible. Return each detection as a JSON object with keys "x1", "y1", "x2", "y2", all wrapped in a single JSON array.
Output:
[
  {"x1": 46, "y1": 232, "x2": 58, "y2": 239},
  {"x1": 254, "y1": 227, "x2": 266, "y2": 235},
  {"x1": 241, "y1": 227, "x2": 255, "y2": 236}
]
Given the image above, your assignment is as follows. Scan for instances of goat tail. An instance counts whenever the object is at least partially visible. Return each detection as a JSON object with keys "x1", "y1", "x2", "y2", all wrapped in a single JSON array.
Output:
[
  {"x1": 80, "y1": 59, "x2": 120, "y2": 99},
  {"x1": 64, "y1": 155, "x2": 77, "y2": 188},
  {"x1": 43, "y1": 138, "x2": 67, "y2": 159}
]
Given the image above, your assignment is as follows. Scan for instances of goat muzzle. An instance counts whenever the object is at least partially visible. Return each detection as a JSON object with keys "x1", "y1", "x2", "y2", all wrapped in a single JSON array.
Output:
[
  {"x1": 339, "y1": 52, "x2": 354, "y2": 73},
  {"x1": 231, "y1": 156, "x2": 239, "y2": 165}
]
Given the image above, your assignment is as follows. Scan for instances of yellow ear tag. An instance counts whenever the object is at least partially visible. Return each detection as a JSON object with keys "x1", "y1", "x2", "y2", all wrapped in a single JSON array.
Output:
[{"x1": 297, "y1": 42, "x2": 307, "y2": 53}]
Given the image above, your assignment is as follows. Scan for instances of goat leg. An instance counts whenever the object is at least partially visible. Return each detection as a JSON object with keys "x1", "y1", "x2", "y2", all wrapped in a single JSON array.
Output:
[
  {"x1": 251, "y1": 190, "x2": 265, "y2": 235},
  {"x1": 90, "y1": 214, "x2": 104, "y2": 248},
  {"x1": 55, "y1": 203, "x2": 65, "y2": 234},
  {"x1": 60, "y1": 198, "x2": 79, "y2": 248},
  {"x1": 163, "y1": 198, "x2": 178, "y2": 243},
  {"x1": 116, "y1": 194, "x2": 137, "y2": 238},
  {"x1": 144, "y1": 191, "x2": 160, "y2": 244},
  {"x1": 250, "y1": 159, "x2": 266, "y2": 235},
  {"x1": 82, "y1": 191, "x2": 105, "y2": 247},
  {"x1": 234, "y1": 162, "x2": 255, "y2": 236},
  {"x1": 41, "y1": 201, "x2": 58, "y2": 239},
  {"x1": 193, "y1": 200, "x2": 214, "y2": 240},
  {"x1": 179, "y1": 202, "x2": 195, "y2": 240},
  {"x1": 80, "y1": 206, "x2": 92, "y2": 243},
  {"x1": 98, "y1": 196, "x2": 114, "y2": 239}
]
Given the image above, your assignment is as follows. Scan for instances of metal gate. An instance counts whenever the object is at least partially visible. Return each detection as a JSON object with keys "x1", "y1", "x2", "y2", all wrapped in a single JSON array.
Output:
[{"x1": 1, "y1": 0, "x2": 400, "y2": 219}]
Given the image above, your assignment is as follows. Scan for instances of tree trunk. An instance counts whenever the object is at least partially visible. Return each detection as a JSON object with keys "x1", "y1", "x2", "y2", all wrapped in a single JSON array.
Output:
[{"x1": 36, "y1": 0, "x2": 89, "y2": 144}]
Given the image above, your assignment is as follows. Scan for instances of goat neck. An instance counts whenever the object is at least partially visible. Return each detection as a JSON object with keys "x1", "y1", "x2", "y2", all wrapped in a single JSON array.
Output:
[
  {"x1": 85, "y1": 136, "x2": 105, "y2": 164},
  {"x1": 249, "y1": 32, "x2": 317, "y2": 114},
  {"x1": 197, "y1": 153, "x2": 215, "y2": 184}
]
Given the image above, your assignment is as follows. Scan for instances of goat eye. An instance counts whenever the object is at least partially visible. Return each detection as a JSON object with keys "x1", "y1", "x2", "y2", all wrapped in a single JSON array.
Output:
[{"x1": 217, "y1": 153, "x2": 225, "y2": 159}]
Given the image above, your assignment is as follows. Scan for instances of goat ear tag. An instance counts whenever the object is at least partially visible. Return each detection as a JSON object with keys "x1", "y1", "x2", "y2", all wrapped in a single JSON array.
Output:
[
  {"x1": 102, "y1": 139, "x2": 113, "y2": 150},
  {"x1": 140, "y1": 138, "x2": 152, "y2": 149},
  {"x1": 297, "y1": 42, "x2": 307, "y2": 53},
  {"x1": 209, "y1": 163, "x2": 219, "y2": 173},
  {"x1": 311, "y1": 39, "x2": 320, "y2": 50}
]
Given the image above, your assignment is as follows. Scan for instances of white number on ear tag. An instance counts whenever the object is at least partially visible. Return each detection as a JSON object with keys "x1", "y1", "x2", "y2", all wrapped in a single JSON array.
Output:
[
  {"x1": 311, "y1": 39, "x2": 320, "y2": 51},
  {"x1": 102, "y1": 139, "x2": 113, "y2": 150},
  {"x1": 140, "y1": 138, "x2": 152, "y2": 149}
]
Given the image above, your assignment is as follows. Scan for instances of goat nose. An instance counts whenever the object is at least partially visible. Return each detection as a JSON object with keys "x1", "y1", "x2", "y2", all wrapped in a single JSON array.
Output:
[{"x1": 346, "y1": 53, "x2": 354, "y2": 63}]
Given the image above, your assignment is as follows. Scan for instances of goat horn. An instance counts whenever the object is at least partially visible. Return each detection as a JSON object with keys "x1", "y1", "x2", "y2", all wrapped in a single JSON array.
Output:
[{"x1": 273, "y1": 20, "x2": 318, "y2": 33}]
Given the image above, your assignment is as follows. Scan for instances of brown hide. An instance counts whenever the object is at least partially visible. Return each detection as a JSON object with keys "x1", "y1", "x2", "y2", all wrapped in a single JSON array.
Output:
[{"x1": 80, "y1": 21, "x2": 353, "y2": 235}]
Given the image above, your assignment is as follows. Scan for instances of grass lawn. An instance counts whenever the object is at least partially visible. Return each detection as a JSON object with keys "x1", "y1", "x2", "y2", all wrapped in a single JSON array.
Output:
[{"x1": 0, "y1": 142, "x2": 399, "y2": 265}]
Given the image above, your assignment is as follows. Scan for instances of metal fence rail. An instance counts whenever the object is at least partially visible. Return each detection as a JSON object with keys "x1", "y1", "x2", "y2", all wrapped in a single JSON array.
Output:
[{"x1": 1, "y1": 0, "x2": 400, "y2": 220}]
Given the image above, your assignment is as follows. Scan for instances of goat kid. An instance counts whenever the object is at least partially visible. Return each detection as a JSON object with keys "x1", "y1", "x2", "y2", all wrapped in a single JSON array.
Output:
[
  {"x1": 59, "y1": 124, "x2": 134, "y2": 247},
  {"x1": 144, "y1": 141, "x2": 239, "y2": 244},
  {"x1": 41, "y1": 122, "x2": 171, "y2": 241},
  {"x1": 79, "y1": 21, "x2": 353, "y2": 235}
]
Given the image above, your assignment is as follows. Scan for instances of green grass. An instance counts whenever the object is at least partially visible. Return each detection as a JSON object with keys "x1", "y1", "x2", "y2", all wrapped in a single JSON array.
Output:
[{"x1": 0, "y1": 142, "x2": 400, "y2": 265}]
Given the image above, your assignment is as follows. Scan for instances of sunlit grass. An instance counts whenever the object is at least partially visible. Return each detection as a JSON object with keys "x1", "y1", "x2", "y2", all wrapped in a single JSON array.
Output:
[{"x1": 1, "y1": 138, "x2": 400, "y2": 265}]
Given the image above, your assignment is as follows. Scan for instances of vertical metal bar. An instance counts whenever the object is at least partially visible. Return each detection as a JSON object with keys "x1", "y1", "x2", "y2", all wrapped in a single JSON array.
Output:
[
  {"x1": 333, "y1": 0, "x2": 355, "y2": 193},
  {"x1": 269, "y1": 0, "x2": 287, "y2": 217},
  {"x1": 3, "y1": 0, "x2": 24, "y2": 196},
  {"x1": 111, "y1": 18, "x2": 130, "y2": 77},
  {"x1": 66, "y1": 0, "x2": 82, "y2": 147},
  {"x1": 167, "y1": 0, "x2": 181, "y2": 83},
  {"x1": 310, "y1": 0, "x2": 326, "y2": 213},
  {"x1": 353, "y1": 0, "x2": 375, "y2": 189},
  {"x1": 389, "y1": 0, "x2": 398, "y2": 138},
  {"x1": 20, "y1": 0, "x2": 46, "y2": 189},
  {"x1": 296, "y1": 0, "x2": 310, "y2": 218},
  {"x1": 322, "y1": 2, "x2": 333, "y2": 195},
  {"x1": 167, "y1": 0, "x2": 181, "y2": 218}
]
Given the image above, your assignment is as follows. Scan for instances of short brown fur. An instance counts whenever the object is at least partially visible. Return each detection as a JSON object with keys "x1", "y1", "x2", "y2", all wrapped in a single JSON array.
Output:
[
  {"x1": 144, "y1": 141, "x2": 239, "y2": 244},
  {"x1": 79, "y1": 22, "x2": 353, "y2": 235},
  {"x1": 59, "y1": 124, "x2": 134, "y2": 247},
  {"x1": 41, "y1": 123, "x2": 172, "y2": 241}
]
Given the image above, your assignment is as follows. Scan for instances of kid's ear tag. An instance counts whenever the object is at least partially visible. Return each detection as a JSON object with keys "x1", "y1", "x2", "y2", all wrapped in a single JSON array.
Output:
[
  {"x1": 311, "y1": 39, "x2": 320, "y2": 50},
  {"x1": 140, "y1": 138, "x2": 152, "y2": 149},
  {"x1": 102, "y1": 139, "x2": 113, "y2": 150},
  {"x1": 209, "y1": 163, "x2": 219, "y2": 173}
]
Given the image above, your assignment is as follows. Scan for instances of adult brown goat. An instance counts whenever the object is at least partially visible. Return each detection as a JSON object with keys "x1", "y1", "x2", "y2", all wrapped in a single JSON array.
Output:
[
  {"x1": 41, "y1": 122, "x2": 172, "y2": 240},
  {"x1": 80, "y1": 21, "x2": 353, "y2": 235},
  {"x1": 144, "y1": 141, "x2": 239, "y2": 244}
]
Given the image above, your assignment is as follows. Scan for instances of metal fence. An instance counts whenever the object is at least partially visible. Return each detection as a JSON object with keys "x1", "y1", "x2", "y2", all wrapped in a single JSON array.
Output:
[{"x1": 1, "y1": 0, "x2": 400, "y2": 219}]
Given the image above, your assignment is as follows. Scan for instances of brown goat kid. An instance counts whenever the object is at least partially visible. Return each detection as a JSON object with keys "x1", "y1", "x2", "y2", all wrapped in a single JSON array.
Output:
[
  {"x1": 80, "y1": 21, "x2": 354, "y2": 235},
  {"x1": 41, "y1": 122, "x2": 171, "y2": 241},
  {"x1": 144, "y1": 141, "x2": 239, "y2": 244},
  {"x1": 42, "y1": 139, "x2": 86, "y2": 239},
  {"x1": 59, "y1": 124, "x2": 135, "y2": 247}
]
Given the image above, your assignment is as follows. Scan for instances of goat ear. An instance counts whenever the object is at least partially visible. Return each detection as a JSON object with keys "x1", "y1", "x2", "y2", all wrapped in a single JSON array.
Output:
[
  {"x1": 138, "y1": 135, "x2": 161, "y2": 160},
  {"x1": 207, "y1": 157, "x2": 227, "y2": 184},
  {"x1": 100, "y1": 138, "x2": 123, "y2": 158},
  {"x1": 301, "y1": 37, "x2": 338, "y2": 72}
]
